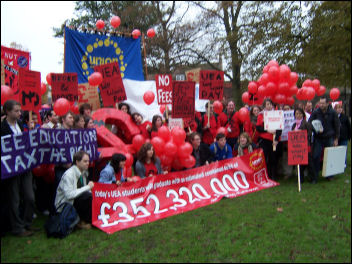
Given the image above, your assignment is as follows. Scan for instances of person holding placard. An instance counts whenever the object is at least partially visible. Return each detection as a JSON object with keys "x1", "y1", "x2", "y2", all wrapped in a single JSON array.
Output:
[
  {"x1": 218, "y1": 100, "x2": 240, "y2": 149},
  {"x1": 1, "y1": 100, "x2": 36, "y2": 237},
  {"x1": 308, "y1": 95, "x2": 340, "y2": 182},
  {"x1": 291, "y1": 108, "x2": 313, "y2": 183},
  {"x1": 135, "y1": 143, "x2": 166, "y2": 178},
  {"x1": 202, "y1": 102, "x2": 220, "y2": 146},
  {"x1": 256, "y1": 98, "x2": 282, "y2": 180}
]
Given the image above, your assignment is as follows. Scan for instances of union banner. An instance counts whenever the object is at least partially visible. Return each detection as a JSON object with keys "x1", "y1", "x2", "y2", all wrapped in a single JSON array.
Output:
[
  {"x1": 92, "y1": 149, "x2": 279, "y2": 234},
  {"x1": 64, "y1": 27, "x2": 144, "y2": 83}
]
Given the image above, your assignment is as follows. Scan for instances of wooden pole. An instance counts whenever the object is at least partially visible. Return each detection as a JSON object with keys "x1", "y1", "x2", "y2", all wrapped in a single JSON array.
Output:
[
  {"x1": 273, "y1": 134, "x2": 276, "y2": 151},
  {"x1": 142, "y1": 33, "x2": 148, "y2": 79},
  {"x1": 63, "y1": 25, "x2": 66, "y2": 73},
  {"x1": 297, "y1": 164, "x2": 301, "y2": 192},
  {"x1": 207, "y1": 102, "x2": 210, "y2": 125},
  {"x1": 29, "y1": 111, "x2": 32, "y2": 130}
]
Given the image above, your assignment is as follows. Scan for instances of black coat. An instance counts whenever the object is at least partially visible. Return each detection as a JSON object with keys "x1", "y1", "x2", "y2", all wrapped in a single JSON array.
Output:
[
  {"x1": 1, "y1": 119, "x2": 24, "y2": 136},
  {"x1": 191, "y1": 143, "x2": 214, "y2": 167},
  {"x1": 338, "y1": 113, "x2": 351, "y2": 141},
  {"x1": 308, "y1": 106, "x2": 340, "y2": 140}
]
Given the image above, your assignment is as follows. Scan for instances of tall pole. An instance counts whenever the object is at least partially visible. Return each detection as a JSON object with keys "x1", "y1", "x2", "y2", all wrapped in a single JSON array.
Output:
[{"x1": 142, "y1": 33, "x2": 148, "y2": 80}]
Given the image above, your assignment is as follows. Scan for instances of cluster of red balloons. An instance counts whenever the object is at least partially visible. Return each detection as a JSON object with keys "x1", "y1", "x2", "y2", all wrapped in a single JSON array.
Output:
[
  {"x1": 132, "y1": 126, "x2": 196, "y2": 170},
  {"x1": 296, "y1": 78, "x2": 326, "y2": 101},
  {"x1": 32, "y1": 164, "x2": 55, "y2": 184},
  {"x1": 243, "y1": 60, "x2": 299, "y2": 106}
]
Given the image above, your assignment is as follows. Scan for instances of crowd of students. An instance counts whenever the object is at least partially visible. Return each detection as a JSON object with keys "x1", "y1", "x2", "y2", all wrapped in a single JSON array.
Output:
[{"x1": 1, "y1": 96, "x2": 350, "y2": 237}]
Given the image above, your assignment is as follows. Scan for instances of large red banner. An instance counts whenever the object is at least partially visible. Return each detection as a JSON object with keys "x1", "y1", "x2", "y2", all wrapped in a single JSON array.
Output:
[
  {"x1": 1, "y1": 46, "x2": 31, "y2": 102},
  {"x1": 18, "y1": 68, "x2": 41, "y2": 111},
  {"x1": 172, "y1": 81, "x2": 195, "y2": 118},
  {"x1": 92, "y1": 149, "x2": 279, "y2": 234},
  {"x1": 199, "y1": 70, "x2": 224, "y2": 100}
]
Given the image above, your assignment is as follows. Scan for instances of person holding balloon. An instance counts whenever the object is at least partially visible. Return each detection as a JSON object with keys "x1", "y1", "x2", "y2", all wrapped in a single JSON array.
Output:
[
  {"x1": 135, "y1": 143, "x2": 167, "y2": 178},
  {"x1": 308, "y1": 95, "x2": 340, "y2": 183},
  {"x1": 256, "y1": 98, "x2": 282, "y2": 180}
]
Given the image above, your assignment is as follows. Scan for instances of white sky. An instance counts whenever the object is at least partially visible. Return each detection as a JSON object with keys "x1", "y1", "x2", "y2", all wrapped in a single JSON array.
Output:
[{"x1": 1, "y1": 1, "x2": 76, "y2": 82}]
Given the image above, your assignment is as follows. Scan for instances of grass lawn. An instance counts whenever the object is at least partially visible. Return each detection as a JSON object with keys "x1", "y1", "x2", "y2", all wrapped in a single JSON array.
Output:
[{"x1": 1, "y1": 144, "x2": 351, "y2": 263}]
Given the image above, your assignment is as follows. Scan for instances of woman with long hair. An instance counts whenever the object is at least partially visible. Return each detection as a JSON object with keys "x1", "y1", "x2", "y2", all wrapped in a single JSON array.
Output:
[{"x1": 135, "y1": 143, "x2": 167, "y2": 178}]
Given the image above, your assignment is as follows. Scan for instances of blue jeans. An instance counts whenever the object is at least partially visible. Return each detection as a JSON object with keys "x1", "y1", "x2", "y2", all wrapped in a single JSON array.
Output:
[{"x1": 312, "y1": 137, "x2": 333, "y2": 181}]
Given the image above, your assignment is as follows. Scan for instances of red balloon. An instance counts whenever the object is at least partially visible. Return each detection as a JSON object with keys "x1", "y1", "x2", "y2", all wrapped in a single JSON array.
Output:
[
  {"x1": 160, "y1": 154, "x2": 173, "y2": 166},
  {"x1": 181, "y1": 155, "x2": 196, "y2": 169},
  {"x1": 1, "y1": 85, "x2": 14, "y2": 105},
  {"x1": 110, "y1": 16, "x2": 121, "y2": 28},
  {"x1": 32, "y1": 164, "x2": 47, "y2": 178},
  {"x1": 158, "y1": 126, "x2": 171, "y2": 142},
  {"x1": 262, "y1": 65, "x2": 270, "y2": 74},
  {"x1": 88, "y1": 72, "x2": 103, "y2": 86},
  {"x1": 278, "y1": 82, "x2": 289, "y2": 95},
  {"x1": 267, "y1": 60, "x2": 279, "y2": 67},
  {"x1": 312, "y1": 79, "x2": 320, "y2": 92},
  {"x1": 96, "y1": 19, "x2": 105, "y2": 30},
  {"x1": 43, "y1": 164, "x2": 55, "y2": 184},
  {"x1": 268, "y1": 66, "x2": 280, "y2": 82},
  {"x1": 151, "y1": 136, "x2": 165, "y2": 155},
  {"x1": 132, "y1": 134, "x2": 145, "y2": 152},
  {"x1": 274, "y1": 94, "x2": 286, "y2": 104},
  {"x1": 125, "y1": 153, "x2": 134, "y2": 168},
  {"x1": 248, "y1": 82, "x2": 258, "y2": 94},
  {"x1": 286, "y1": 97, "x2": 295, "y2": 106},
  {"x1": 296, "y1": 88, "x2": 305, "y2": 101},
  {"x1": 289, "y1": 72, "x2": 299, "y2": 86},
  {"x1": 303, "y1": 87, "x2": 315, "y2": 101},
  {"x1": 257, "y1": 85, "x2": 266, "y2": 97},
  {"x1": 259, "y1": 73, "x2": 270, "y2": 86},
  {"x1": 266, "y1": 82, "x2": 277, "y2": 95},
  {"x1": 171, "y1": 127, "x2": 186, "y2": 146},
  {"x1": 302, "y1": 79, "x2": 312, "y2": 87},
  {"x1": 330, "y1": 88, "x2": 340, "y2": 101},
  {"x1": 143, "y1": 91, "x2": 155, "y2": 105},
  {"x1": 289, "y1": 85, "x2": 298, "y2": 96},
  {"x1": 164, "y1": 141, "x2": 177, "y2": 157},
  {"x1": 279, "y1": 64, "x2": 291, "y2": 82},
  {"x1": 147, "y1": 28, "x2": 156, "y2": 38},
  {"x1": 242, "y1": 92, "x2": 250, "y2": 104},
  {"x1": 132, "y1": 29, "x2": 141, "y2": 39},
  {"x1": 317, "y1": 85, "x2": 326, "y2": 96},
  {"x1": 53, "y1": 98, "x2": 70, "y2": 116},
  {"x1": 46, "y1": 73, "x2": 52, "y2": 86},
  {"x1": 159, "y1": 104, "x2": 169, "y2": 114},
  {"x1": 70, "y1": 104, "x2": 79, "y2": 115},
  {"x1": 177, "y1": 142, "x2": 193, "y2": 159},
  {"x1": 238, "y1": 107, "x2": 249, "y2": 123},
  {"x1": 213, "y1": 100, "x2": 223, "y2": 114},
  {"x1": 172, "y1": 157, "x2": 184, "y2": 171},
  {"x1": 40, "y1": 83, "x2": 47, "y2": 95},
  {"x1": 216, "y1": 127, "x2": 228, "y2": 136}
]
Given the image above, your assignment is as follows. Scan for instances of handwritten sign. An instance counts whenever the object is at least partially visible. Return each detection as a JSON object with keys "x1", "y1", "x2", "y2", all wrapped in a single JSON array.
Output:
[
  {"x1": 264, "y1": 110, "x2": 284, "y2": 131},
  {"x1": 1, "y1": 46, "x2": 31, "y2": 102},
  {"x1": 155, "y1": 74, "x2": 172, "y2": 105},
  {"x1": 51, "y1": 73, "x2": 78, "y2": 103},
  {"x1": 94, "y1": 62, "x2": 126, "y2": 107},
  {"x1": 281, "y1": 110, "x2": 295, "y2": 141},
  {"x1": 168, "y1": 117, "x2": 183, "y2": 130},
  {"x1": 78, "y1": 82, "x2": 101, "y2": 111},
  {"x1": 288, "y1": 130, "x2": 308, "y2": 165},
  {"x1": 172, "y1": 81, "x2": 195, "y2": 118},
  {"x1": 18, "y1": 68, "x2": 41, "y2": 111},
  {"x1": 199, "y1": 70, "x2": 224, "y2": 100},
  {"x1": 185, "y1": 68, "x2": 201, "y2": 83}
]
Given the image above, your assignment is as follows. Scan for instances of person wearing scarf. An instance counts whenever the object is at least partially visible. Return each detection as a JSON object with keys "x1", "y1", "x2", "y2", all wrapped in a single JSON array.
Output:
[{"x1": 233, "y1": 132, "x2": 257, "y2": 157}]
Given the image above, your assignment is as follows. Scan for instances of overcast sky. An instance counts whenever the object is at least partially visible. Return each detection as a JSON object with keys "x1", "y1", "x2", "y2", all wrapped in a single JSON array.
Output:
[{"x1": 1, "y1": 1, "x2": 76, "y2": 82}]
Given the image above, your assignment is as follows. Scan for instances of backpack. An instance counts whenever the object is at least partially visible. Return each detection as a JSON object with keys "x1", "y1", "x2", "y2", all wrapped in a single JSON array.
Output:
[{"x1": 44, "y1": 202, "x2": 80, "y2": 238}]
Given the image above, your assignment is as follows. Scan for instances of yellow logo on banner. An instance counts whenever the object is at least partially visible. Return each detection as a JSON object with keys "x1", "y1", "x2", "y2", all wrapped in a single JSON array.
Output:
[{"x1": 81, "y1": 38, "x2": 128, "y2": 78}]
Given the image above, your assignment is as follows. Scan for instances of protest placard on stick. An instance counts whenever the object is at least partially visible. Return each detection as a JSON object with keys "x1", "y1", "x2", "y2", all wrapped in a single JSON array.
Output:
[{"x1": 18, "y1": 68, "x2": 41, "y2": 112}]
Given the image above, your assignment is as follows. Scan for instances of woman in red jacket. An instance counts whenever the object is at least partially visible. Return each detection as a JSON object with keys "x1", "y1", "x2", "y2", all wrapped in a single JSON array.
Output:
[
  {"x1": 132, "y1": 113, "x2": 151, "y2": 139},
  {"x1": 150, "y1": 115, "x2": 164, "y2": 138},
  {"x1": 243, "y1": 105, "x2": 261, "y2": 144},
  {"x1": 256, "y1": 98, "x2": 282, "y2": 180},
  {"x1": 202, "y1": 102, "x2": 220, "y2": 145}
]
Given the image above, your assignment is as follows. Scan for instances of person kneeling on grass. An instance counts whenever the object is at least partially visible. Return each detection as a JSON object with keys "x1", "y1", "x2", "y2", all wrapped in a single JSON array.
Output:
[
  {"x1": 210, "y1": 133, "x2": 233, "y2": 161},
  {"x1": 55, "y1": 150, "x2": 94, "y2": 230},
  {"x1": 99, "y1": 153, "x2": 133, "y2": 185}
]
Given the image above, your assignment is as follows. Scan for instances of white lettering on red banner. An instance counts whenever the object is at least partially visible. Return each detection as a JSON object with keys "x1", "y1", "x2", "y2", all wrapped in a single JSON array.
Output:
[{"x1": 92, "y1": 149, "x2": 279, "y2": 234}]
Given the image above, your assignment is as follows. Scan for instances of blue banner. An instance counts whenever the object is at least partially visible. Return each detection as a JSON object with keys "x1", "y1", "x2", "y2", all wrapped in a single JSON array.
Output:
[{"x1": 64, "y1": 27, "x2": 144, "y2": 83}]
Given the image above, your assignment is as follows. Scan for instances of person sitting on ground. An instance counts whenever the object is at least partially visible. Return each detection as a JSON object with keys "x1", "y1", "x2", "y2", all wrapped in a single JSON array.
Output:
[
  {"x1": 209, "y1": 133, "x2": 233, "y2": 161},
  {"x1": 233, "y1": 132, "x2": 258, "y2": 157},
  {"x1": 190, "y1": 132, "x2": 214, "y2": 167},
  {"x1": 135, "y1": 143, "x2": 167, "y2": 178},
  {"x1": 99, "y1": 153, "x2": 132, "y2": 185},
  {"x1": 54, "y1": 150, "x2": 94, "y2": 229}
]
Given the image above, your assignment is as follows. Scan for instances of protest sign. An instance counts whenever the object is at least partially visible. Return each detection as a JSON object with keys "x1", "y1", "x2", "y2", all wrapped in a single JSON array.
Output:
[
  {"x1": 155, "y1": 74, "x2": 172, "y2": 105},
  {"x1": 78, "y1": 82, "x2": 101, "y2": 110},
  {"x1": 168, "y1": 118, "x2": 183, "y2": 130},
  {"x1": 185, "y1": 68, "x2": 201, "y2": 83},
  {"x1": 172, "y1": 81, "x2": 195, "y2": 118},
  {"x1": 94, "y1": 62, "x2": 126, "y2": 107},
  {"x1": 322, "y1": 146, "x2": 347, "y2": 177},
  {"x1": 288, "y1": 130, "x2": 308, "y2": 165},
  {"x1": 199, "y1": 70, "x2": 224, "y2": 100},
  {"x1": 18, "y1": 68, "x2": 41, "y2": 111},
  {"x1": 1, "y1": 46, "x2": 31, "y2": 101},
  {"x1": 264, "y1": 110, "x2": 284, "y2": 131},
  {"x1": 92, "y1": 149, "x2": 279, "y2": 234},
  {"x1": 51, "y1": 73, "x2": 78, "y2": 103},
  {"x1": 1, "y1": 128, "x2": 99, "y2": 180},
  {"x1": 281, "y1": 110, "x2": 295, "y2": 141}
]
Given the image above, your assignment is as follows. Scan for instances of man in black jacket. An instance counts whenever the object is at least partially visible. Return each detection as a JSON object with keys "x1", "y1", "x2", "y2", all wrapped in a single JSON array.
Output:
[
  {"x1": 308, "y1": 95, "x2": 340, "y2": 183},
  {"x1": 1, "y1": 100, "x2": 36, "y2": 237},
  {"x1": 190, "y1": 132, "x2": 214, "y2": 167}
]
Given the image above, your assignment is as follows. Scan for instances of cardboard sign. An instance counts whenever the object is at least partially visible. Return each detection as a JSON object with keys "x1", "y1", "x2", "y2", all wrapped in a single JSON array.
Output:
[
  {"x1": 287, "y1": 130, "x2": 308, "y2": 165},
  {"x1": 155, "y1": 74, "x2": 172, "y2": 105},
  {"x1": 199, "y1": 70, "x2": 224, "y2": 100},
  {"x1": 322, "y1": 146, "x2": 347, "y2": 177},
  {"x1": 92, "y1": 149, "x2": 279, "y2": 234},
  {"x1": 264, "y1": 110, "x2": 284, "y2": 131},
  {"x1": 185, "y1": 68, "x2": 201, "y2": 83},
  {"x1": 18, "y1": 68, "x2": 41, "y2": 111},
  {"x1": 172, "y1": 81, "x2": 195, "y2": 118},
  {"x1": 1, "y1": 46, "x2": 31, "y2": 102},
  {"x1": 78, "y1": 83, "x2": 101, "y2": 111},
  {"x1": 94, "y1": 62, "x2": 126, "y2": 107},
  {"x1": 281, "y1": 110, "x2": 295, "y2": 141},
  {"x1": 168, "y1": 117, "x2": 183, "y2": 130},
  {"x1": 51, "y1": 73, "x2": 78, "y2": 103}
]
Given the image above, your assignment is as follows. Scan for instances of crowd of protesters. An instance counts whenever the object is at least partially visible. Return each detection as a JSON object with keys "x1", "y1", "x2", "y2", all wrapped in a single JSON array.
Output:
[{"x1": 1, "y1": 96, "x2": 350, "y2": 237}]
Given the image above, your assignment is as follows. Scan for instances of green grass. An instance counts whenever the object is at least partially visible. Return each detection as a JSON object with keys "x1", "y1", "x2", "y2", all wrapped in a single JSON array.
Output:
[{"x1": 1, "y1": 144, "x2": 351, "y2": 263}]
